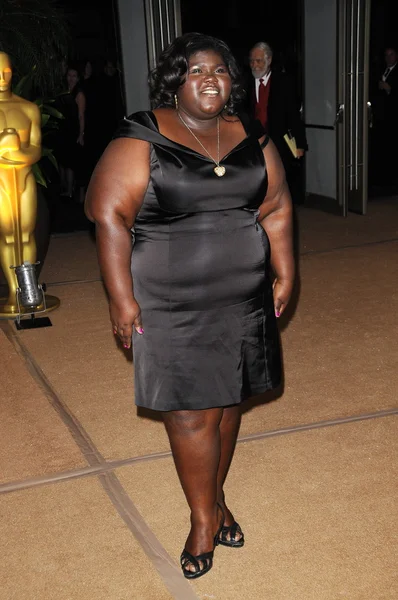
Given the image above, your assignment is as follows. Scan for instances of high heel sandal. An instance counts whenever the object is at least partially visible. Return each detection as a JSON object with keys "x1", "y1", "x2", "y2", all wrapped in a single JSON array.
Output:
[
  {"x1": 180, "y1": 503, "x2": 225, "y2": 580},
  {"x1": 218, "y1": 520, "x2": 245, "y2": 548}
]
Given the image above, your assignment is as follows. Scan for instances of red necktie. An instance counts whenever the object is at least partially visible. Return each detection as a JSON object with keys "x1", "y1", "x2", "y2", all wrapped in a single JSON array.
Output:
[{"x1": 256, "y1": 78, "x2": 268, "y2": 130}]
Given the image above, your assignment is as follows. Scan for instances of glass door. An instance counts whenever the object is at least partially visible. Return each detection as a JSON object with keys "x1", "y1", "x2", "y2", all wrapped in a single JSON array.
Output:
[{"x1": 303, "y1": 0, "x2": 371, "y2": 215}]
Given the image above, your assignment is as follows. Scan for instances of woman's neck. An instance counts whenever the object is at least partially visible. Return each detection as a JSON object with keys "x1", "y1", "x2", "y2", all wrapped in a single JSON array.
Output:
[{"x1": 177, "y1": 108, "x2": 220, "y2": 133}]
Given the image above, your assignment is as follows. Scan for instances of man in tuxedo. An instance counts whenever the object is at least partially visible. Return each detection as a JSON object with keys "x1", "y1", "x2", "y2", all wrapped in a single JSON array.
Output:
[
  {"x1": 247, "y1": 42, "x2": 307, "y2": 203},
  {"x1": 378, "y1": 47, "x2": 398, "y2": 97},
  {"x1": 370, "y1": 46, "x2": 398, "y2": 186}
]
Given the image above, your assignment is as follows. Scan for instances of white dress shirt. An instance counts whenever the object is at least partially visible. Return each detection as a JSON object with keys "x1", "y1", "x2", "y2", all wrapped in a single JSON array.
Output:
[
  {"x1": 255, "y1": 71, "x2": 271, "y2": 102},
  {"x1": 382, "y1": 62, "x2": 397, "y2": 82}
]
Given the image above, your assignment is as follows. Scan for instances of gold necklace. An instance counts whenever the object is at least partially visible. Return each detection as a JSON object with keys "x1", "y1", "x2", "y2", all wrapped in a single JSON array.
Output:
[{"x1": 177, "y1": 112, "x2": 226, "y2": 177}]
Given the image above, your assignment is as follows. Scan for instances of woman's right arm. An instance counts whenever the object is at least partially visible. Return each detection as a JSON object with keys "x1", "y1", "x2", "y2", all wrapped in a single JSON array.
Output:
[{"x1": 85, "y1": 137, "x2": 150, "y2": 348}]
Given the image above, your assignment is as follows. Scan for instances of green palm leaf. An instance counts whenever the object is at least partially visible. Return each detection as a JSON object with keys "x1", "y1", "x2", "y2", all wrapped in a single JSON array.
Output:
[{"x1": 32, "y1": 163, "x2": 47, "y2": 188}]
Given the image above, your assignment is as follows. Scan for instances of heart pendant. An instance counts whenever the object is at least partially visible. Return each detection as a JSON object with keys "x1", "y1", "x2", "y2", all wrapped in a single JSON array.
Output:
[{"x1": 214, "y1": 165, "x2": 226, "y2": 177}]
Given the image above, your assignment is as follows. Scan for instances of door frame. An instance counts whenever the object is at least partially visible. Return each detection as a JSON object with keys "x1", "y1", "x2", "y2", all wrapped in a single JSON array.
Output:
[
  {"x1": 145, "y1": 0, "x2": 182, "y2": 70},
  {"x1": 301, "y1": 0, "x2": 371, "y2": 215}
]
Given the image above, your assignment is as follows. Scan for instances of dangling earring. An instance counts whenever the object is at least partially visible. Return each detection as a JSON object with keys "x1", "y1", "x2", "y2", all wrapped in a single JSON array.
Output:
[{"x1": 174, "y1": 94, "x2": 179, "y2": 110}]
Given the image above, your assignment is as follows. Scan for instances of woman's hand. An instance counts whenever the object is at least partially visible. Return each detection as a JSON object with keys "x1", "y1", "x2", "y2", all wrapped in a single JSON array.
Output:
[
  {"x1": 273, "y1": 278, "x2": 294, "y2": 318},
  {"x1": 77, "y1": 132, "x2": 84, "y2": 146},
  {"x1": 110, "y1": 297, "x2": 144, "y2": 349}
]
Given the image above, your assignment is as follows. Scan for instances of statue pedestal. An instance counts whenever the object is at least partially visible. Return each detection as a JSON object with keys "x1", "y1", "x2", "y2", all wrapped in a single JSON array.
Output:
[{"x1": 0, "y1": 293, "x2": 60, "y2": 328}]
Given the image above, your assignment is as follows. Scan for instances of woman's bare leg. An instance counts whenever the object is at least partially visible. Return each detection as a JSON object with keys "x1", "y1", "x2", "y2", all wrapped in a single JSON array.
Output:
[
  {"x1": 163, "y1": 407, "x2": 224, "y2": 569},
  {"x1": 216, "y1": 404, "x2": 242, "y2": 527}
]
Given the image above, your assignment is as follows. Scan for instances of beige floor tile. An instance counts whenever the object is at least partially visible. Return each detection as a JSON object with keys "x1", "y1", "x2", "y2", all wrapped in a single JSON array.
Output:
[
  {"x1": 296, "y1": 196, "x2": 398, "y2": 254},
  {"x1": 18, "y1": 282, "x2": 170, "y2": 461},
  {"x1": 116, "y1": 416, "x2": 398, "y2": 600},
  {"x1": 0, "y1": 476, "x2": 173, "y2": 600},
  {"x1": 41, "y1": 231, "x2": 100, "y2": 284},
  {"x1": 20, "y1": 241, "x2": 398, "y2": 464},
  {"x1": 0, "y1": 330, "x2": 85, "y2": 484},
  {"x1": 241, "y1": 241, "x2": 398, "y2": 435}
]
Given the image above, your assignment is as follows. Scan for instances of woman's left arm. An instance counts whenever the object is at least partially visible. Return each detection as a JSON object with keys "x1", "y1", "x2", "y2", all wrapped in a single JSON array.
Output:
[
  {"x1": 76, "y1": 91, "x2": 86, "y2": 146},
  {"x1": 258, "y1": 138, "x2": 295, "y2": 318}
]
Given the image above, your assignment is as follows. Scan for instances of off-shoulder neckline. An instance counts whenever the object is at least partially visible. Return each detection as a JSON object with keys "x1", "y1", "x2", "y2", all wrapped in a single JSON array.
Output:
[{"x1": 136, "y1": 110, "x2": 258, "y2": 164}]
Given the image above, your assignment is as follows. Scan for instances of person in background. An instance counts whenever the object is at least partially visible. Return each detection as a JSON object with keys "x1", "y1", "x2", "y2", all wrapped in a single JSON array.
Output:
[
  {"x1": 378, "y1": 46, "x2": 398, "y2": 95},
  {"x1": 85, "y1": 33, "x2": 294, "y2": 580},
  {"x1": 55, "y1": 64, "x2": 86, "y2": 200},
  {"x1": 369, "y1": 46, "x2": 398, "y2": 187},
  {"x1": 247, "y1": 41, "x2": 307, "y2": 204},
  {"x1": 80, "y1": 59, "x2": 101, "y2": 191}
]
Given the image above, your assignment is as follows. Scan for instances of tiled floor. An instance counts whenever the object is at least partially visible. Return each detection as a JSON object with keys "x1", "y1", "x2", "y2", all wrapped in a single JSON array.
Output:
[{"x1": 1, "y1": 198, "x2": 397, "y2": 599}]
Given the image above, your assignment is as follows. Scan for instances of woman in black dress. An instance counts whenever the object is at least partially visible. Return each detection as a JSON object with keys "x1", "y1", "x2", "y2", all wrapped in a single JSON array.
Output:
[
  {"x1": 55, "y1": 65, "x2": 86, "y2": 198},
  {"x1": 85, "y1": 33, "x2": 294, "y2": 579}
]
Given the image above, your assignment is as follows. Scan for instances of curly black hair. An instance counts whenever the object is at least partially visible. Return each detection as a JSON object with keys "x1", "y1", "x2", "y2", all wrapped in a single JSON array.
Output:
[{"x1": 149, "y1": 32, "x2": 245, "y2": 116}]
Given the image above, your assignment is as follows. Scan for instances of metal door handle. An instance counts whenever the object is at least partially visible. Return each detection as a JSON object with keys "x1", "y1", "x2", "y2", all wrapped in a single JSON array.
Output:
[
  {"x1": 367, "y1": 101, "x2": 373, "y2": 128},
  {"x1": 335, "y1": 103, "x2": 344, "y2": 125}
]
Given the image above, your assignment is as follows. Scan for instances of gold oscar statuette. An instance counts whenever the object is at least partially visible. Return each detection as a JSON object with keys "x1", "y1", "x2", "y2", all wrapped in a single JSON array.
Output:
[{"x1": 0, "y1": 51, "x2": 60, "y2": 321}]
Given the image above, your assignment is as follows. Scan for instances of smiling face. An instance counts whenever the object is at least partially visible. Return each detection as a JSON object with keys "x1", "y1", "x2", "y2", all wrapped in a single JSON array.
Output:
[
  {"x1": 177, "y1": 49, "x2": 232, "y2": 119},
  {"x1": 249, "y1": 47, "x2": 272, "y2": 79}
]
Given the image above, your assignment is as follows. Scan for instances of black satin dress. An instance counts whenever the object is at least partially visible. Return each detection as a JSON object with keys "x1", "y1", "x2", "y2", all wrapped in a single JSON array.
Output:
[{"x1": 113, "y1": 111, "x2": 281, "y2": 411}]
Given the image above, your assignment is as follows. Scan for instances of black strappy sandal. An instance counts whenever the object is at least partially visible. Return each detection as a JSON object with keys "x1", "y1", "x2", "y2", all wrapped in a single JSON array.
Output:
[
  {"x1": 218, "y1": 520, "x2": 245, "y2": 548},
  {"x1": 180, "y1": 504, "x2": 225, "y2": 580}
]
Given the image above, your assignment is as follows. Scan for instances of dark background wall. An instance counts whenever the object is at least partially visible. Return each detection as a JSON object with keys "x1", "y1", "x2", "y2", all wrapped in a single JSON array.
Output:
[
  {"x1": 180, "y1": 0, "x2": 300, "y2": 69},
  {"x1": 59, "y1": 0, "x2": 120, "y2": 66},
  {"x1": 59, "y1": 0, "x2": 398, "y2": 90}
]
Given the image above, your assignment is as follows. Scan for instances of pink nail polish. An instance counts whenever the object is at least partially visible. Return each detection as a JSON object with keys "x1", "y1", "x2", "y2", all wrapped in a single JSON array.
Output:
[
  {"x1": 275, "y1": 310, "x2": 280, "y2": 318},
  {"x1": 123, "y1": 344, "x2": 129, "y2": 348},
  {"x1": 138, "y1": 327, "x2": 144, "y2": 334}
]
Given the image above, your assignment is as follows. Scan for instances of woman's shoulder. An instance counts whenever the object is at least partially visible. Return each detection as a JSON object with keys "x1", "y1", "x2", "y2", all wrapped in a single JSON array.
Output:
[
  {"x1": 113, "y1": 110, "x2": 160, "y2": 143},
  {"x1": 72, "y1": 83, "x2": 85, "y2": 98},
  {"x1": 124, "y1": 110, "x2": 156, "y2": 126},
  {"x1": 75, "y1": 87, "x2": 86, "y2": 102}
]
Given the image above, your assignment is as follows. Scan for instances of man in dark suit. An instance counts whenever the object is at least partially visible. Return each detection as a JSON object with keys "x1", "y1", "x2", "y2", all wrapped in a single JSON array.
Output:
[
  {"x1": 247, "y1": 42, "x2": 307, "y2": 203},
  {"x1": 370, "y1": 46, "x2": 398, "y2": 186},
  {"x1": 378, "y1": 47, "x2": 398, "y2": 97}
]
